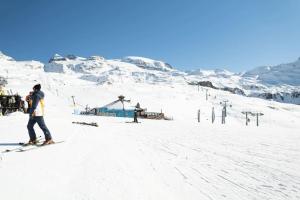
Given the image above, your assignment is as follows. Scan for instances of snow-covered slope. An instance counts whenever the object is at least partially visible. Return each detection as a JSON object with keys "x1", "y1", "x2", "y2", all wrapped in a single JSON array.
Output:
[
  {"x1": 239, "y1": 58, "x2": 300, "y2": 104},
  {"x1": 186, "y1": 60, "x2": 300, "y2": 105},
  {"x1": 243, "y1": 57, "x2": 300, "y2": 86},
  {"x1": 44, "y1": 54, "x2": 186, "y2": 85},
  {"x1": 186, "y1": 69, "x2": 241, "y2": 88},
  {"x1": 0, "y1": 51, "x2": 15, "y2": 61},
  {"x1": 0, "y1": 52, "x2": 300, "y2": 200},
  {"x1": 0, "y1": 52, "x2": 44, "y2": 94},
  {"x1": 121, "y1": 56, "x2": 174, "y2": 72}
]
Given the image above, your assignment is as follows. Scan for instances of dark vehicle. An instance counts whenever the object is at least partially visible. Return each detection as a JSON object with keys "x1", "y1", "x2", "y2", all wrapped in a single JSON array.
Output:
[{"x1": 0, "y1": 95, "x2": 24, "y2": 115}]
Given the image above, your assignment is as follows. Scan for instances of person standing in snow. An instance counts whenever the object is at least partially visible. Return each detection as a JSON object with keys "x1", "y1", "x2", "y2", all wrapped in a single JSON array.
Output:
[
  {"x1": 0, "y1": 86, "x2": 7, "y2": 115},
  {"x1": 26, "y1": 84, "x2": 54, "y2": 145},
  {"x1": 133, "y1": 102, "x2": 141, "y2": 123},
  {"x1": 133, "y1": 109, "x2": 138, "y2": 123},
  {"x1": 0, "y1": 85, "x2": 6, "y2": 95}
]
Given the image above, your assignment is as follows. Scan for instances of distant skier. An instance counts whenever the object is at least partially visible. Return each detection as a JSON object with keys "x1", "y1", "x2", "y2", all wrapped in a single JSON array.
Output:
[
  {"x1": 0, "y1": 86, "x2": 7, "y2": 115},
  {"x1": 133, "y1": 102, "x2": 141, "y2": 123},
  {"x1": 0, "y1": 85, "x2": 5, "y2": 95},
  {"x1": 26, "y1": 84, "x2": 54, "y2": 145},
  {"x1": 133, "y1": 109, "x2": 138, "y2": 123}
]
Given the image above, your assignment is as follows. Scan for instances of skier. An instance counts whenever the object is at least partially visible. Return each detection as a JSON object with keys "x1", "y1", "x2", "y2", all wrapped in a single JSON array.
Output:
[
  {"x1": 133, "y1": 109, "x2": 138, "y2": 123},
  {"x1": 26, "y1": 84, "x2": 54, "y2": 145},
  {"x1": 133, "y1": 102, "x2": 141, "y2": 123},
  {"x1": 0, "y1": 86, "x2": 6, "y2": 115},
  {"x1": 0, "y1": 85, "x2": 5, "y2": 95}
]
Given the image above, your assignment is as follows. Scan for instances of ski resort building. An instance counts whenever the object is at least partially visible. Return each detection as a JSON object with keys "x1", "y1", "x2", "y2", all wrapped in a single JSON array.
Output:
[
  {"x1": 81, "y1": 95, "x2": 167, "y2": 120},
  {"x1": 83, "y1": 96, "x2": 136, "y2": 118}
]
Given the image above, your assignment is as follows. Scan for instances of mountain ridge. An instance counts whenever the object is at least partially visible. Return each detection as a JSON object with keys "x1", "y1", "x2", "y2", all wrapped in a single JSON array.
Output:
[{"x1": 0, "y1": 51, "x2": 299, "y2": 104}]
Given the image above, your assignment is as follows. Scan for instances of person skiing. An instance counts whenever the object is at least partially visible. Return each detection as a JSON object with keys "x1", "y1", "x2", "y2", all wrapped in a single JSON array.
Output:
[{"x1": 26, "y1": 84, "x2": 54, "y2": 145}]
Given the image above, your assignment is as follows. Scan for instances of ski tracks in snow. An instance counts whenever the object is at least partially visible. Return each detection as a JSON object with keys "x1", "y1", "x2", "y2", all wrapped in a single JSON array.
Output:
[
  {"x1": 0, "y1": 117, "x2": 299, "y2": 200},
  {"x1": 126, "y1": 121, "x2": 300, "y2": 200}
]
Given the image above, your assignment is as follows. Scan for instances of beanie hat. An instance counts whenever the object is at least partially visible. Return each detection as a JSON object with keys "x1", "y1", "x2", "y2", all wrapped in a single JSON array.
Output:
[{"x1": 33, "y1": 84, "x2": 41, "y2": 91}]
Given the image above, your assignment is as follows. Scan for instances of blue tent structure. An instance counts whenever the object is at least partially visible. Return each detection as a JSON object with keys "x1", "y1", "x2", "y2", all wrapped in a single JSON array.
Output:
[
  {"x1": 81, "y1": 96, "x2": 167, "y2": 120},
  {"x1": 96, "y1": 96, "x2": 136, "y2": 118}
]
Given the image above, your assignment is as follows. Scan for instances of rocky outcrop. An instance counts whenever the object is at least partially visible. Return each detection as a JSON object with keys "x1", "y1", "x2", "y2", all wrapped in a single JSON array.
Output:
[
  {"x1": 88, "y1": 56, "x2": 105, "y2": 61},
  {"x1": 0, "y1": 76, "x2": 7, "y2": 86},
  {"x1": 188, "y1": 81, "x2": 218, "y2": 89},
  {"x1": 292, "y1": 91, "x2": 300, "y2": 98},
  {"x1": 48, "y1": 54, "x2": 66, "y2": 63},
  {"x1": 66, "y1": 54, "x2": 77, "y2": 60},
  {"x1": 249, "y1": 92, "x2": 300, "y2": 105},
  {"x1": 222, "y1": 87, "x2": 245, "y2": 95}
]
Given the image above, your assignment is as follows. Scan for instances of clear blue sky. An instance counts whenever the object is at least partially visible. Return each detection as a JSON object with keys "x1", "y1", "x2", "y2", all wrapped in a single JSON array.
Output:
[{"x1": 1, "y1": 0, "x2": 300, "y2": 71}]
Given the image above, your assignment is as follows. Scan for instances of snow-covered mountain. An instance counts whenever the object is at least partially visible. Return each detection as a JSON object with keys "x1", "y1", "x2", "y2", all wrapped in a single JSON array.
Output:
[
  {"x1": 0, "y1": 51, "x2": 15, "y2": 61},
  {"x1": 121, "y1": 56, "x2": 174, "y2": 72},
  {"x1": 243, "y1": 57, "x2": 300, "y2": 86},
  {"x1": 1, "y1": 51, "x2": 300, "y2": 105},
  {"x1": 1, "y1": 51, "x2": 300, "y2": 200},
  {"x1": 186, "y1": 59, "x2": 300, "y2": 104},
  {"x1": 44, "y1": 54, "x2": 186, "y2": 85},
  {"x1": 240, "y1": 58, "x2": 300, "y2": 104}
]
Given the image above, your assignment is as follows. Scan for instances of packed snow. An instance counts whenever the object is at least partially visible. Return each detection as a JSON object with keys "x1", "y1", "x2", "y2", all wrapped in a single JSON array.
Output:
[{"x1": 0, "y1": 52, "x2": 300, "y2": 200}]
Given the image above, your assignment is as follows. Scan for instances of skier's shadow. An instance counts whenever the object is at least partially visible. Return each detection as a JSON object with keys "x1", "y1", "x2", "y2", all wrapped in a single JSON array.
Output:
[{"x1": 0, "y1": 143, "x2": 21, "y2": 146}]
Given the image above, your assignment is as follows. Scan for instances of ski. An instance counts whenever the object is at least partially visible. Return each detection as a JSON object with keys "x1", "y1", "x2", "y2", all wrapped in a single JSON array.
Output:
[
  {"x1": 16, "y1": 141, "x2": 65, "y2": 152},
  {"x1": 2, "y1": 143, "x2": 39, "y2": 153},
  {"x1": 72, "y1": 121, "x2": 98, "y2": 127},
  {"x1": 2, "y1": 137, "x2": 43, "y2": 153}
]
